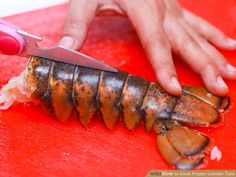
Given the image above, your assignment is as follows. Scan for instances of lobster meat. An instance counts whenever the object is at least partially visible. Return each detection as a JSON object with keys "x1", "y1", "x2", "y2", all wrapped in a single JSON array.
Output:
[{"x1": 0, "y1": 56, "x2": 230, "y2": 170}]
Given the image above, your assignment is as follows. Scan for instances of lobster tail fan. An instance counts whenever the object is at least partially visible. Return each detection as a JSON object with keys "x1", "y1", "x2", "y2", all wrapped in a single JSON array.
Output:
[
  {"x1": 171, "y1": 86, "x2": 230, "y2": 127},
  {"x1": 183, "y1": 86, "x2": 230, "y2": 112},
  {"x1": 172, "y1": 91, "x2": 220, "y2": 127},
  {"x1": 154, "y1": 120, "x2": 210, "y2": 170},
  {"x1": 175, "y1": 158, "x2": 204, "y2": 170}
]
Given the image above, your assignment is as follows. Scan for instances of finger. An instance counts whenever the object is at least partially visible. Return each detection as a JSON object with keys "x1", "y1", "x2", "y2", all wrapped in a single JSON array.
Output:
[
  {"x1": 183, "y1": 10, "x2": 236, "y2": 50},
  {"x1": 96, "y1": 1, "x2": 126, "y2": 17},
  {"x1": 200, "y1": 64, "x2": 228, "y2": 96},
  {"x1": 164, "y1": 15, "x2": 228, "y2": 96},
  {"x1": 59, "y1": 0, "x2": 98, "y2": 49},
  {"x1": 123, "y1": 0, "x2": 182, "y2": 95},
  {"x1": 180, "y1": 20, "x2": 236, "y2": 80}
]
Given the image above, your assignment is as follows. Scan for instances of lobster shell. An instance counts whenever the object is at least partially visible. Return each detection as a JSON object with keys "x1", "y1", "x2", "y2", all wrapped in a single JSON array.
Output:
[{"x1": 24, "y1": 56, "x2": 230, "y2": 170}]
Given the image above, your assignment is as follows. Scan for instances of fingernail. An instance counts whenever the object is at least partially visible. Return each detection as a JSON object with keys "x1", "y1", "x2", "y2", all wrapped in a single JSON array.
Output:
[
  {"x1": 217, "y1": 77, "x2": 228, "y2": 89},
  {"x1": 227, "y1": 38, "x2": 236, "y2": 46},
  {"x1": 59, "y1": 36, "x2": 74, "y2": 49},
  {"x1": 226, "y1": 64, "x2": 236, "y2": 72},
  {"x1": 171, "y1": 77, "x2": 182, "y2": 91}
]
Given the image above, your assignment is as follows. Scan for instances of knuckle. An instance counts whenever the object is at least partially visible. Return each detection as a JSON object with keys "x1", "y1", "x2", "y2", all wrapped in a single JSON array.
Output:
[
  {"x1": 152, "y1": 55, "x2": 174, "y2": 72},
  {"x1": 181, "y1": 34, "x2": 193, "y2": 45},
  {"x1": 145, "y1": 34, "x2": 170, "y2": 50},
  {"x1": 62, "y1": 18, "x2": 88, "y2": 37},
  {"x1": 199, "y1": 63, "x2": 218, "y2": 75},
  {"x1": 180, "y1": 34, "x2": 197, "y2": 50},
  {"x1": 63, "y1": 18, "x2": 87, "y2": 31},
  {"x1": 193, "y1": 59, "x2": 212, "y2": 74},
  {"x1": 63, "y1": 19, "x2": 78, "y2": 29},
  {"x1": 171, "y1": 35, "x2": 194, "y2": 55}
]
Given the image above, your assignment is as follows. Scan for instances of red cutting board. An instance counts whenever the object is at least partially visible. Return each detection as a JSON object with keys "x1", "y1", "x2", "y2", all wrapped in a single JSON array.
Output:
[{"x1": 0, "y1": 1, "x2": 236, "y2": 176}]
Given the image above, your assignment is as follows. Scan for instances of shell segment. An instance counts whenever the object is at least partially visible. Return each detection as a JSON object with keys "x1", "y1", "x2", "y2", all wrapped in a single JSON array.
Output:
[
  {"x1": 48, "y1": 62, "x2": 75, "y2": 121},
  {"x1": 25, "y1": 56, "x2": 54, "y2": 115},
  {"x1": 140, "y1": 83, "x2": 176, "y2": 132},
  {"x1": 118, "y1": 75, "x2": 149, "y2": 130},
  {"x1": 73, "y1": 67, "x2": 101, "y2": 128},
  {"x1": 97, "y1": 70, "x2": 128, "y2": 129}
]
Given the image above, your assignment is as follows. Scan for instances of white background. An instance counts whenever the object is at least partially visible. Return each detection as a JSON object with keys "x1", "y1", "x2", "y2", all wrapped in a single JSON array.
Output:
[{"x1": 0, "y1": 0, "x2": 68, "y2": 17}]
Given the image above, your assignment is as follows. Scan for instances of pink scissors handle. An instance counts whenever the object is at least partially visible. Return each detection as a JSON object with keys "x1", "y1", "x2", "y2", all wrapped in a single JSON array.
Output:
[{"x1": 0, "y1": 19, "x2": 25, "y2": 55}]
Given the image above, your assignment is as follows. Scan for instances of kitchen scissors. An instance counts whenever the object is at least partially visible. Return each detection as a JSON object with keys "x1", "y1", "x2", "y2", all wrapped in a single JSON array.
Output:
[{"x1": 0, "y1": 19, "x2": 117, "y2": 72}]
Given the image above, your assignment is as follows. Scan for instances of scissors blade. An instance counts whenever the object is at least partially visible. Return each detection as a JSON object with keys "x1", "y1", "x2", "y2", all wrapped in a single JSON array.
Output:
[
  {"x1": 16, "y1": 30, "x2": 117, "y2": 72},
  {"x1": 37, "y1": 46, "x2": 118, "y2": 72},
  {"x1": 0, "y1": 19, "x2": 18, "y2": 29}
]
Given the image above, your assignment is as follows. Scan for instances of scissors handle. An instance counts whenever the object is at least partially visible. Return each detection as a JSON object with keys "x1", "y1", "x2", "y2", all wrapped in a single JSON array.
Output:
[{"x1": 0, "y1": 19, "x2": 25, "y2": 55}]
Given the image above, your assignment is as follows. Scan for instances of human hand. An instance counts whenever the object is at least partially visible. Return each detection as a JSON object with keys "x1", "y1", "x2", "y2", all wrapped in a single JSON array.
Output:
[{"x1": 59, "y1": 0, "x2": 236, "y2": 96}]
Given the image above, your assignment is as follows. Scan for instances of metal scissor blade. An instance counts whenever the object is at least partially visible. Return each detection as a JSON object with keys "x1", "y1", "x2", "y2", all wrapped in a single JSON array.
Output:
[
  {"x1": 17, "y1": 30, "x2": 117, "y2": 72},
  {"x1": 29, "y1": 45, "x2": 117, "y2": 72}
]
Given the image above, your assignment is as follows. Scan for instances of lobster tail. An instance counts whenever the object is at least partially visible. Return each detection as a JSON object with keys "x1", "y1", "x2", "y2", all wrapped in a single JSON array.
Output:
[{"x1": 24, "y1": 56, "x2": 230, "y2": 169}]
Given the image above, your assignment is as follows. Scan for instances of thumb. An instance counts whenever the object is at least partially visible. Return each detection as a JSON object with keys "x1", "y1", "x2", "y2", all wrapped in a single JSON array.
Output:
[{"x1": 59, "y1": 0, "x2": 97, "y2": 50}]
